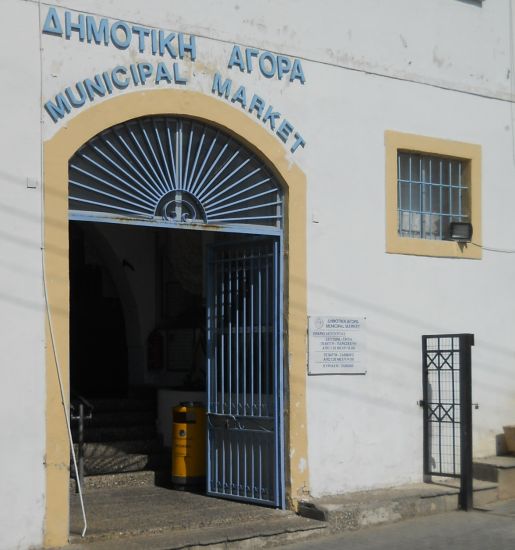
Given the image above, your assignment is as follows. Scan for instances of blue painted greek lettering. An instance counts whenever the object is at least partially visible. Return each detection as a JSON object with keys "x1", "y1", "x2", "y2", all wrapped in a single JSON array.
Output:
[
  {"x1": 42, "y1": 7, "x2": 63, "y2": 36},
  {"x1": 228, "y1": 45, "x2": 245, "y2": 71},
  {"x1": 212, "y1": 72, "x2": 232, "y2": 98}
]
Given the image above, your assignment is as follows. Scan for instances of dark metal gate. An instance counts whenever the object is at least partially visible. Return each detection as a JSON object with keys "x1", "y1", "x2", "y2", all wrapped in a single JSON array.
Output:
[
  {"x1": 421, "y1": 333, "x2": 474, "y2": 510},
  {"x1": 206, "y1": 238, "x2": 284, "y2": 507}
]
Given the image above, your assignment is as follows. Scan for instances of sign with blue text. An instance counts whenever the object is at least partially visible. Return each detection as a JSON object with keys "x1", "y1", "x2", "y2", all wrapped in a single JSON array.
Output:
[
  {"x1": 41, "y1": 6, "x2": 306, "y2": 155},
  {"x1": 308, "y1": 316, "x2": 367, "y2": 375}
]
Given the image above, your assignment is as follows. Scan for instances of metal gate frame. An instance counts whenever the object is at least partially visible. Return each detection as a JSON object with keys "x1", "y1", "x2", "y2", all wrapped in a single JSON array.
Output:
[
  {"x1": 65, "y1": 114, "x2": 288, "y2": 508},
  {"x1": 205, "y1": 237, "x2": 285, "y2": 508},
  {"x1": 421, "y1": 333, "x2": 474, "y2": 510}
]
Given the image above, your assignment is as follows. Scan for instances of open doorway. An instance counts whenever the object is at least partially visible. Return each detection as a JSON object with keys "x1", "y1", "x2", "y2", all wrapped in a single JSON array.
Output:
[
  {"x1": 69, "y1": 223, "x2": 128, "y2": 398},
  {"x1": 69, "y1": 221, "x2": 209, "y2": 489},
  {"x1": 69, "y1": 221, "x2": 283, "y2": 514}
]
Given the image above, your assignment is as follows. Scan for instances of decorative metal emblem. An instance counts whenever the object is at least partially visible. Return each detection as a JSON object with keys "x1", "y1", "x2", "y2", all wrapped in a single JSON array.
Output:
[{"x1": 157, "y1": 191, "x2": 206, "y2": 223}]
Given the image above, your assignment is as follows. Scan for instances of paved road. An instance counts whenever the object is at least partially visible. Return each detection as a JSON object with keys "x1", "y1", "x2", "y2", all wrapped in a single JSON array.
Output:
[{"x1": 281, "y1": 499, "x2": 515, "y2": 550}]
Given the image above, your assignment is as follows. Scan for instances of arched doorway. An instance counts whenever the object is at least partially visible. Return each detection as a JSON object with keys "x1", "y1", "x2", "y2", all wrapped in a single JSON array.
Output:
[
  {"x1": 43, "y1": 90, "x2": 308, "y2": 547},
  {"x1": 68, "y1": 114, "x2": 285, "y2": 506}
]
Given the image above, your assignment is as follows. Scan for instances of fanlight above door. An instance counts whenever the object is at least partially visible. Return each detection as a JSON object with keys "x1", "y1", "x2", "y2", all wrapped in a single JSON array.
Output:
[{"x1": 68, "y1": 116, "x2": 283, "y2": 229}]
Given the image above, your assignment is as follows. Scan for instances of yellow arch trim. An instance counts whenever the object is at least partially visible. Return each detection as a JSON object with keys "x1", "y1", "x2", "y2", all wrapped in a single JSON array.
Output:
[{"x1": 43, "y1": 89, "x2": 308, "y2": 546}]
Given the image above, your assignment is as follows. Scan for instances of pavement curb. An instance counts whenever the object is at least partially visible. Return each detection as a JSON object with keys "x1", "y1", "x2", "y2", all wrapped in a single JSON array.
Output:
[{"x1": 298, "y1": 480, "x2": 498, "y2": 533}]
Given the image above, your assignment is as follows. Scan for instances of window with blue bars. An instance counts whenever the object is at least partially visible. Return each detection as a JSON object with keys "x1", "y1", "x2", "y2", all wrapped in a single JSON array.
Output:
[{"x1": 397, "y1": 152, "x2": 469, "y2": 240}]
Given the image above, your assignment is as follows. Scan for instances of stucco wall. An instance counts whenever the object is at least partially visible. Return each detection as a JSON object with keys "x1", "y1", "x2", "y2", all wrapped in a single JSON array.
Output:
[
  {"x1": 44, "y1": 0, "x2": 514, "y2": 103},
  {"x1": 0, "y1": 1, "x2": 46, "y2": 548},
  {"x1": 305, "y1": 68, "x2": 515, "y2": 494}
]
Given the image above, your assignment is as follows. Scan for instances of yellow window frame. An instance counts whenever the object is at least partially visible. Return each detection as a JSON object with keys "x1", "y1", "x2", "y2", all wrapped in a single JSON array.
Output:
[{"x1": 385, "y1": 130, "x2": 482, "y2": 259}]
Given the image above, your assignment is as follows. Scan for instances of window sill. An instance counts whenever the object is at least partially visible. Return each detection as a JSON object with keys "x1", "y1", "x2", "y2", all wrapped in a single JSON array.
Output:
[{"x1": 386, "y1": 233, "x2": 481, "y2": 259}]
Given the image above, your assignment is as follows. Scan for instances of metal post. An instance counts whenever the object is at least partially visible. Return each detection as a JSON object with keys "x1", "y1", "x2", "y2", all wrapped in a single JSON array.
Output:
[
  {"x1": 459, "y1": 334, "x2": 474, "y2": 511},
  {"x1": 77, "y1": 403, "x2": 85, "y2": 494},
  {"x1": 421, "y1": 336, "x2": 430, "y2": 482}
]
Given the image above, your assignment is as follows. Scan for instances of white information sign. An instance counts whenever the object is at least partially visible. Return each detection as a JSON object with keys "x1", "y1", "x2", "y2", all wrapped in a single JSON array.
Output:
[{"x1": 308, "y1": 316, "x2": 367, "y2": 375}]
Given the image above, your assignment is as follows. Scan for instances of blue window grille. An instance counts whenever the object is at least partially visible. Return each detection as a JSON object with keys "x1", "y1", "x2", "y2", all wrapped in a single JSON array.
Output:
[{"x1": 397, "y1": 152, "x2": 469, "y2": 240}]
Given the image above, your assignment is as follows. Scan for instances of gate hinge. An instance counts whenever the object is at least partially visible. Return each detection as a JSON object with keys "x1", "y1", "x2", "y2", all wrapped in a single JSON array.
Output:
[{"x1": 417, "y1": 400, "x2": 425, "y2": 407}]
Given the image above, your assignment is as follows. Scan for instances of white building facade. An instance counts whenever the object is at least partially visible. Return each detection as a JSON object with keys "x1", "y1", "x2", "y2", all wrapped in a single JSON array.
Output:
[{"x1": 1, "y1": 0, "x2": 515, "y2": 548}]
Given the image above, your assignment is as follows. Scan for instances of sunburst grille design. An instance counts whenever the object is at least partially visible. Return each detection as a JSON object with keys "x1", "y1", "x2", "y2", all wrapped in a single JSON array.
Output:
[{"x1": 69, "y1": 116, "x2": 283, "y2": 228}]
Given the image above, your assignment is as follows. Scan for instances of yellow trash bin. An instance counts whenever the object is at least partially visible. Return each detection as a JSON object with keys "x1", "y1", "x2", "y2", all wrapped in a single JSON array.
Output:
[{"x1": 172, "y1": 401, "x2": 206, "y2": 488}]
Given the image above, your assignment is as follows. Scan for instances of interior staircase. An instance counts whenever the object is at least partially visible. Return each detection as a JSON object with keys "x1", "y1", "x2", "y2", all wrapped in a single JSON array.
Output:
[{"x1": 70, "y1": 394, "x2": 170, "y2": 491}]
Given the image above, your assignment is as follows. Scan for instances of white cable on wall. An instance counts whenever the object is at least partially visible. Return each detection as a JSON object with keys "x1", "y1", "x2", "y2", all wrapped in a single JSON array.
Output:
[
  {"x1": 38, "y1": 1, "x2": 87, "y2": 538},
  {"x1": 41, "y1": 258, "x2": 88, "y2": 538}
]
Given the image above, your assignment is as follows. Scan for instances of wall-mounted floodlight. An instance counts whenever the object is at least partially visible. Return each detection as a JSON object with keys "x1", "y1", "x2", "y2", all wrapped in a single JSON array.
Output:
[{"x1": 448, "y1": 222, "x2": 473, "y2": 243}]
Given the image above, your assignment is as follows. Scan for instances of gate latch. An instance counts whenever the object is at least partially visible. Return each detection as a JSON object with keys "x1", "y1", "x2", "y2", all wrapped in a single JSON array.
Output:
[
  {"x1": 473, "y1": 403, "x2": 479, "y2": 410},
  {"x1": 417, "y1": 400, "x2": 425, "y2": 407}
]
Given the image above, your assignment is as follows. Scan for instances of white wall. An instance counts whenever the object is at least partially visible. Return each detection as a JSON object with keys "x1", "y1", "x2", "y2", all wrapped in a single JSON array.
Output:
[
  {"x1": 46, "y1": 0, "x2": 513, "y2": 101},
  {"x1": 0, "y1": 1, "x2": 46, "y2": 548},
  {"x1": 2, "y1": 2, "x2": 515, "y2": 545},
  {"x1": 305, "y1": 64, "x2": 515, "y2": 494}
]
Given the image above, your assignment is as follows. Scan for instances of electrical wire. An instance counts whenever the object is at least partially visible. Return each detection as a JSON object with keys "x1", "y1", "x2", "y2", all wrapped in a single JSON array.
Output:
[
  {"x1": 470, "y1": 241, "x2": 515, "y2": 254},
  {"x1": 35, "y1": 0, "x2": 514, "y2": 105}
]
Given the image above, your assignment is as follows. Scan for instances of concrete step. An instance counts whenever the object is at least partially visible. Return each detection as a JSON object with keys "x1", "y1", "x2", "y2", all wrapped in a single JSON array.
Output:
[
  {"x1": 298, "y1": 480, "x2": 498, "y2": 532},
  {"x1": 69, "y1": 469, "x2": 170, "y2": 492},
  {"x1": 440, "y1": 477, "x2": 499, "y2": 507},
  {"x1": 473, "y1": 455, "x2": 515, "y2": 500},
  {"x1": 68, "y1": 514, "x2": 326, "y2": 549},
  {"x1": 68, "y1": 485, "x2": 326, "y2": 548},
  {"x1": 73, "y1": 424, "x2": 158, "y2": 443},
  {"x1": 74, "y1": 439, "x2": 164, "y2": 457},
  {"x1": 80, "y1": 451, "x2": 169, "y2": 476}
]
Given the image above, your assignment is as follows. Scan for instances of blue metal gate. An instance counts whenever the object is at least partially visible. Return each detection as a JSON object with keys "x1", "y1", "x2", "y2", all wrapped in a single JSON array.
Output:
[{"x1": 206, "y1": 239, "x2": 284, "y2": 507}]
